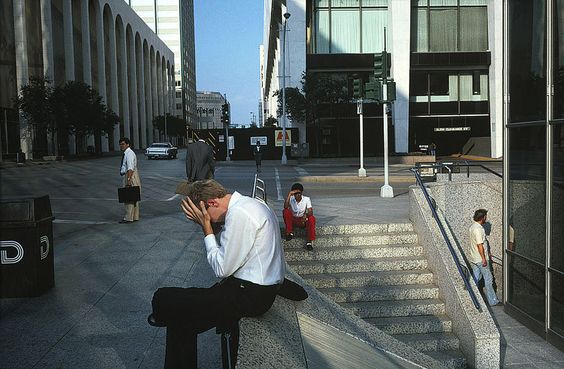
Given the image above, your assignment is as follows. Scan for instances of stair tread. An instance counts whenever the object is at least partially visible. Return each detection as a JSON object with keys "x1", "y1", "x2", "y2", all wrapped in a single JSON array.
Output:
[
  {"x1": 288, "y1": 255, "x2": 428, "y2": 266},
  {"x1": 367, "y1": 314, "x2": 452, "y2": 325},
  {"x1": 285, "y1": 243, "x2": 421, "y2": 251},
  {"x1": 393, "y1": 332, "x2": 459, "y2": 342},
  {"x1": 426, "y1": 349, "x2": 467, "y2": 368},
  {"x1": 320, "y1": 284, "x2": 439, "y2": 293},
  {"x1": 300, "y1": 269, "x2": 434, "y2": 279},
  {"x1": 342, "y1": 298, "x2": 445, "y2": 308}
]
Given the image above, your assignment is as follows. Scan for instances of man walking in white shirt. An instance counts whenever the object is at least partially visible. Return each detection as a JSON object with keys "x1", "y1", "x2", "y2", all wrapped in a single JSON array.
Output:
[
  {"x1": 149, "y1": 179, "x2": 285, "y2": 368},
  {"x1": 468, "y1": 209, "x2": 499, "y2": 306},
  {"x1": 119, "y1": 137, "x2": 140, "y2": 223}
]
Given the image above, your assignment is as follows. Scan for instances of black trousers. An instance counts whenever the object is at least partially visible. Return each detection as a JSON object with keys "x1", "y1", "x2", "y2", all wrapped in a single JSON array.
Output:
[{"x1": 151, "y1": 277, "x2": 278, "y2": 369}]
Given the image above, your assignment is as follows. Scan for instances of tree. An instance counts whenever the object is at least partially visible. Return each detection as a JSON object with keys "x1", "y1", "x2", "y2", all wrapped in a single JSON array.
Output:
[
  {"x1": 50, "y1": 81, "x2": 118, "y2": 154},
  {"x1": 153, "y1": 114, "x2": 186, "y2": 139},
  {"x1": 264, "y1": 116, "x2": 278, "y2": 127},
  {"x1": 14, "y1": 76, "x2": 55, "y2": 153},
  {"x1": 275, "y1": 72, "x2": 349, "y2": 155}
]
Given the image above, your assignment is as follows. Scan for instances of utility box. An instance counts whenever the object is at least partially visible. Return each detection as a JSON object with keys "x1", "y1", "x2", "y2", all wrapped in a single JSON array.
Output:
[{"x1": 0, "y1": 195, "x2": 55, "y2": 298}]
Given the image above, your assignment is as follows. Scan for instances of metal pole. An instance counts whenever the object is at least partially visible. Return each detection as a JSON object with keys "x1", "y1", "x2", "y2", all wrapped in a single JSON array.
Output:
[
  {"x1": 358, "y1": 99, "x2": 366, "y2": 177},
  {"x1": 224, "y1": 93, "x2": 230, "y2": 161},
  {"x1": 380, "y1": 27, "x2": 393, "y2": 198},
  {"x1": 281, "y1": 14, "x2": 290, "y2": 165}
]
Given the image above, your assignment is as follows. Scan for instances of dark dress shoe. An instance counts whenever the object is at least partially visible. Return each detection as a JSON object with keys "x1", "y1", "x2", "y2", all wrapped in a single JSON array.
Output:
[
  {"x1": 285, "y1": 232, "x2": 294, "y2": 241},
  {"x1": 147, "y1": 313, "x2": 166, "y2": 327},
  {"x1": 118, "y1": 219, "x2": 133, "y2": 224}
]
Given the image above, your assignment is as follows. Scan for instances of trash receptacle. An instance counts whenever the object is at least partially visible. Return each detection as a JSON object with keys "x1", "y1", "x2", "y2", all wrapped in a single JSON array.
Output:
[{"x1": 0, "y1": 195, "x2": 55, "y2": 298}]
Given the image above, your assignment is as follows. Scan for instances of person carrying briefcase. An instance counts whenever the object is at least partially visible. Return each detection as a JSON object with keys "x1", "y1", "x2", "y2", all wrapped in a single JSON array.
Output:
[{"x1": 118, "y1": 137, "x2": 141, "y2": 223}]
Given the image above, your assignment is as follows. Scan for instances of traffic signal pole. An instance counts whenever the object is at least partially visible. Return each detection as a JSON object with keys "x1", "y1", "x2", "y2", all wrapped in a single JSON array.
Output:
[
  {"x1": 224, "y1": 94, "x2": 230, "y2": 161},
  {"x1": 380, "y1": 28, "x2": 394, "y2": 198},
  {"x1": 357, "y1": 99, "x2": 366, "y2": 177}
]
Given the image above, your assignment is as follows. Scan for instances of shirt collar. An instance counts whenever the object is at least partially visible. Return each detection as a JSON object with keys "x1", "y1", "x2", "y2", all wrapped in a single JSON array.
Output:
[{"x1": 228, "y1": 191, "x2": 242, "y2": 210}]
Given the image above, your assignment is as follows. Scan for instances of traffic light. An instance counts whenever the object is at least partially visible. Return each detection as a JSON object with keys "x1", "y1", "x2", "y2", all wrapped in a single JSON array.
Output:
[
  {"x1": 221, "y1": 103, "x2": 229, "y2": 125},
  {"x1": 364, "y1": 78, "x2": 382, "y2": 102},
  {"x1": 386, "y1": 80, "x2": 396, "y2": 102},
  {"x1": 373, "y1": 51, "x2": 391, "y2": 79},
  {"x1": 352, "y1": 76, "x2": 363, "y2": 99}
]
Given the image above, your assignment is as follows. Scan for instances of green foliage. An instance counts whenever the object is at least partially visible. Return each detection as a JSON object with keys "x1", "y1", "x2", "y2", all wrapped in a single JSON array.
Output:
[
  {"x1": 264, "y1": 116, "x2": 278, "y2": 127},
  {"x1": 14, "y1": 76, "x2": 54, "y2": 134},
  {"x1": 152, "y1": 114, "x2": 186, "y2": 138}
]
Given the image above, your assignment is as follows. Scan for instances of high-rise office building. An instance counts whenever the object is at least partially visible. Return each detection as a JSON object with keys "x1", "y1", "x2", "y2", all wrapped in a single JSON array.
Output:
[
  {"x1": 262, "y1": 0, "x2": 502, "y2": 158},
  {"x1": 129, "y1": 0, "x2": 196, "y2": 129},
  {"x1": 196, "y1": 91, "x2": 226, "y2": 130}
]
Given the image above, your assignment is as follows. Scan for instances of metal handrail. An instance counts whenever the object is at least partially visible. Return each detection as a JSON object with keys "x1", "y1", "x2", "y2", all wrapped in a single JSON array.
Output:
[
  {"x1": 410, "y1": 168, "x2": 482, "y2": 311},
  {"x1": 414, "y1": 161, "x2": 502, "y2": 181},
  {"x1": 251, "y1": 173, "x2": 267, "y2": 203}
]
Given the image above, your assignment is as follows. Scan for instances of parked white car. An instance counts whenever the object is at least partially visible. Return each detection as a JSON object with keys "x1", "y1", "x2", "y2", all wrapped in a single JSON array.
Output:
[{"x1": 145, "y1": 142, "x2": 178, "y2": 160}]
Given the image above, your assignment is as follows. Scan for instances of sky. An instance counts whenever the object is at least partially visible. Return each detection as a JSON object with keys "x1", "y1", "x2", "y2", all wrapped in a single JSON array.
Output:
[{"x1": 194, "y1": 0, "x2": 264, "y2": 127}]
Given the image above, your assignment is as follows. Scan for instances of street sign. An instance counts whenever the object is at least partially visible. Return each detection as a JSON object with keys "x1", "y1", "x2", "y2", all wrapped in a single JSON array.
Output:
[
  {"x1": 434, "y1": 127, "x2": 471, "y2": 132},
  {"x1": 357, "y1": 100, "x2": 363, "y2": 114},
  {"x1": 250, "y1": 136, "x2": 267, "y2": 145}
]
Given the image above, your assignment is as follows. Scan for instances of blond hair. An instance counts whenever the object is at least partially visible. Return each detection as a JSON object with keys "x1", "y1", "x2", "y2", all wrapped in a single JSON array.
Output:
[{"x1": 186, "y1": 179, "x2": 227, "y2": 205}]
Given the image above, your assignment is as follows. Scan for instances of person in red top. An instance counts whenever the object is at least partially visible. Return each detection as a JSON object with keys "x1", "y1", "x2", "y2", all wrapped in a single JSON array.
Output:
[{"x1": 283, "y1": 183, "x2": 316, "y2": 250}]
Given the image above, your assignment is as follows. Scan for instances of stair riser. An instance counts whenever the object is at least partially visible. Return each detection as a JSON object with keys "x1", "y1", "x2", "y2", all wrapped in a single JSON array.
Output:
[
  {"x1": 322, "y1": 288, "x2": 439, "y2": 303},
  {"x1": 303, "y1": 273, "x2": 434, "y2": 288},
  {"x1": 284, "y1": 223, "x2": 414, "y2": 236},
  {"x1": 427, "y1": 355, "x2": 466, "y2": 369},
  {"x1": 284, "y1": 234, "x2": 418, "y2": 248},
  {"x1": 369, "y1": 321, "x2": 452, "y2": 335},
  {"x1": 398, "y1": 338, "x2": 460, "y2": 352},
  {"x1": 345, "y1": 303, "x2": 446, "y2": 318},
  {"x1": 285, "y1": 247, "x2": 423, "y2": 262},
  {"x1": 289, "y1": 260, "x2": 429, "y2": 274}
]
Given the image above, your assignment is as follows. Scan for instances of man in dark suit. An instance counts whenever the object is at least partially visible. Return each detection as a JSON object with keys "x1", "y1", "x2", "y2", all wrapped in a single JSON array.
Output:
[{"x1": 186, "y1": 139, "x2": 215, "y2": 181}]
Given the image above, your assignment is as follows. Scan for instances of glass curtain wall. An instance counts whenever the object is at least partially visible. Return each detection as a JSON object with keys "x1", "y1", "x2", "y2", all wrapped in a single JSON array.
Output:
[
  {"x1": 313, "y1": 0, "x2": 388, "y2": 54},
  {"x1": 412, "y1": 0, "x2": 488, "y2": 52},
  {"x1": 506, "y1": 0, "x2": 564, "y2": 349}
]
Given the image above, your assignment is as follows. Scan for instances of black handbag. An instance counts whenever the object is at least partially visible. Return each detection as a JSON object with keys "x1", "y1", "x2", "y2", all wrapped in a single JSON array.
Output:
[{"x1": 118, "y1": 186, "x2": 141, "y2": 203}]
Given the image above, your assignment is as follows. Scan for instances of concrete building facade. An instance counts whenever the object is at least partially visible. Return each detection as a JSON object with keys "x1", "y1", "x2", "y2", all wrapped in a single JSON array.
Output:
[
  {"x1": 196, "y1": 91, "x2": 226, "y2": 130},
  {"x1": 262, "y1": 0, "x2": 503, "y2": 158},
  {"x1": 129, "y1": 0, "x2": 196, "y2": 130},
  {"x1": 1, "y1": 0, "x2": 175, "y2": 158}
]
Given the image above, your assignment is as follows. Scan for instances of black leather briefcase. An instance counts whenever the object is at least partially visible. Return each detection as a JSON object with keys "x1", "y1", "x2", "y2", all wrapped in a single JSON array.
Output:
[{"x1": 118, "y1": 186, "x2": 141, "y2": 203}]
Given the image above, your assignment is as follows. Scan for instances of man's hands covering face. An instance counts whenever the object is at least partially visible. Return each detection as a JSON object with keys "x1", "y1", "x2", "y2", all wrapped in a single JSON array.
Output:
[{"x1": 181, "y1": 197, "x2": 213, "y2": 236}]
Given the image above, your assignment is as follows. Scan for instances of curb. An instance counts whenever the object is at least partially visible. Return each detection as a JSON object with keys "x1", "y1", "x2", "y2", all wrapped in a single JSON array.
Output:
[{"x1": 297, "y1": 175, "x2": 416, "y2": 183}]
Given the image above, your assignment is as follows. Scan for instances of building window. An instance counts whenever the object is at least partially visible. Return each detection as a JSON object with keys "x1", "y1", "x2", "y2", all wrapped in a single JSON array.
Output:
[
  {"x1": 410, "y1": 70, "x2": 488, "y2": 115},
  {"x1": 176, "y1": 103, "x2": 182, "y2": 110},
  {"x1": 176, "y1": 91, "x2": 182, "y2": 98},
  {"x1": 313, "y1": 0, "x2": 388, "y2": 54},
  {"x1": 412, "y1": 0, "x2": 488, "y2": 52}
]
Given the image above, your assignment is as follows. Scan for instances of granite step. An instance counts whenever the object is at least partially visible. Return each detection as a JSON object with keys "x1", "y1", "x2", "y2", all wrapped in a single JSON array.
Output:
[
  {"x1": 320, "y1": 284, "x2": 439, "y2": 303},
  {"x1": 283, "y1": 232, "x2": 418, "y2": 249},
  {"x1": 425, "y1": 350, "x2": 467, "y2": 369},
  {"x1": 393, "y1": 332, "x2": 460, "y2": 352},
  {"x1": 340, "y1": 298, "x2": 446, "y2": 319},
  {"x1": 288, "y1": 256, "x2": 429, "y2": 275},
  {"x1": 284, "y1": 243, "x2": 424, "y2": 262},
  {"x1": 300, "y1": 269, "x2": 435, "y2": 289},
  {"x1": 284, "y1": 222, "x2": 414, "y2": 236},
  {"x1": 365, "y1": 315, "x2": 453, "y2": 335}
]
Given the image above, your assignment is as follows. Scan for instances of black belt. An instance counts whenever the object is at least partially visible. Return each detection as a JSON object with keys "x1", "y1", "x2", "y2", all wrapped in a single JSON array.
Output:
[{"x1": 220, "y1": 276, "x2": 280, "y2": 291}]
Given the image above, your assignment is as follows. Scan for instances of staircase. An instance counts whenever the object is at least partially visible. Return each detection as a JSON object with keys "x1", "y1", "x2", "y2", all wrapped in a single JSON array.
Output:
[{"x1": 285, "y1": 223, "x2": 467, "y2": 369}]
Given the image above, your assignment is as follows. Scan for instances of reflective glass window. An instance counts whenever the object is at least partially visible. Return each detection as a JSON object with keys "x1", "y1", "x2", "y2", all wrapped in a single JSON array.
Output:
[
  {"x1": 508, "y1": 125, "x2": 547, "y2": 265},
  {"x1": 551, "y1": 122, "x2": 564, "y2": 272},
  {"x1": 459, "y1": 7, "x2": 488, "y2": 51},
  {"x1": 508, "y1": 0, "x2": 547, "y2": 122},
  {"x1": 550, "y1": 272, "x2": 564, "y2": 337},
  {"x1": 554, "y1": 0, "x2": 564, "y2": 119},
  {"x1": 429, "y1": 8, "x2": 457, "y2": 51},
  {"x1": 507, "y1": 253, "x2": 546, "y2": 323}
]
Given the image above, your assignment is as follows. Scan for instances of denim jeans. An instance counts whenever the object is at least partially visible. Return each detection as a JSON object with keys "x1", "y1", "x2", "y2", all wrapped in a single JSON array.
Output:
[{"x1": 471, "y1": 261, "x2": 500, "y2": 306}]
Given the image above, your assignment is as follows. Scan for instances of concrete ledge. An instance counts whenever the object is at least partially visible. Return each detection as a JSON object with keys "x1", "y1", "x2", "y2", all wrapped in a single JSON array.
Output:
[
  {"x1": 237, "y1": 269, "x2": 443, "y2": 369},
  {"x1": 389, "y1": 155, "x2": 435, "y2": 165},
  {"x1": 297, "y1": 176, "x2": 415, "y2": 183},
  {"x1": 409, "y1": 187, "x2": 500, "y2": 368}
]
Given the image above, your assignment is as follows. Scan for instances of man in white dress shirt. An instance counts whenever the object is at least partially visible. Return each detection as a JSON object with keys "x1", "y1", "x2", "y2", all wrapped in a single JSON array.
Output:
[
  {"x1": 149, "y1": 179, "x2": 285, "y2": 368},
  {"x1": 119, "y1": 137, "x2": 140, "y2": 223}
]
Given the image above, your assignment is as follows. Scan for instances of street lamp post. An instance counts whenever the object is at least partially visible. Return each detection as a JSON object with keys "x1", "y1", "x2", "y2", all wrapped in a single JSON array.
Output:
[{"x1": 281, "y1": 12, "x2": 290, "y2": 165}]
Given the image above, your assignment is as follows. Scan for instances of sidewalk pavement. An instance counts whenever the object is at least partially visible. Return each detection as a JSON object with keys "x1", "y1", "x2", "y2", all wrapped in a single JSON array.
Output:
[{"x1": 1, "y1": 157, "x2": 562, "y2": 369}]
